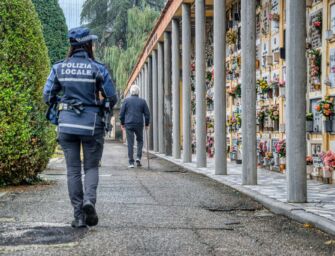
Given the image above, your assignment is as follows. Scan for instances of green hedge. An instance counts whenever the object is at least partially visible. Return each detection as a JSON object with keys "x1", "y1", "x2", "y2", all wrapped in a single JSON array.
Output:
[
  {"x1": 0, "y1": 0, "x2": 56, "y2": 185},
  {"x1": 32, "y1": 0, "x2": 68, "y2": 64}
]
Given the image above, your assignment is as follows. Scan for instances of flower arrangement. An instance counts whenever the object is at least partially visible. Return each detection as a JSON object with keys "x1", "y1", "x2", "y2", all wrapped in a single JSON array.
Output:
[
  {"x1": 267, "y1": 105, "x2": 279, "y2": 121},
  {"x1": 226, "y1": 29, "x2": 237, "y2": 46},
  {"x1": 257, "y1": 79, "x2": 270, "y2": 94},
  {"x1": 265, "y1": 151, "x2": 273, "y2": 160},
  {"x1": 235, "y1": 113, "x2": 242, "y2": 127},
  {"x1": 227, "y1": 84, "x2": 241, "y2": 98},
  {"x1": 227, "y1": 115, "x2": 237, "y2": 128},
  {"x1": 206, "y1": 94, "x2": 213, "y2": 106},
  {"x1": 314, "y1": 97, "x2": 334, "y2": 117},
  {"x1": 306, "y1": 112, "x2": 313, "y2": 121},
  {"x1": 269, "y1": 13, "x2": 280, "y2": 22},
  {"x1": 312, "y1": 13, "x2": 322, "y2": 34},
  {"x1": 207, "y1": 70, "x2": 213, "y2": 81},
  {"x1": 258, "y1": 141, "x2": 267, "y2": 157},
  {"x1": 307, "y1": 49, "x2": 321, "y2": 81},
  {"x1": 257, "y1": 107, "x2": 267, "y2": 124},
  {"x1": 275, "y1": 140, "x2": 286, "y2": 158},
  {"x1": 279, "y1": 80, "x2": 285, "y2": 87},
  {"x1": 306, "y1": 155, "x2": 313, "y2": 165},
  {"x1": 320, "y1": 150, "x2": 335, "y2": 168}
]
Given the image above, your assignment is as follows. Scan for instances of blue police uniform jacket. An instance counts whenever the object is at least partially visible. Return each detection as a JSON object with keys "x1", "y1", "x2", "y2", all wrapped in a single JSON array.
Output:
[
  {"x1": 43, "y1": 50, "x2": 117, "y2": 136},
  {"x1": 120, "y1": 95, "x2": 150, "y2": 127}
]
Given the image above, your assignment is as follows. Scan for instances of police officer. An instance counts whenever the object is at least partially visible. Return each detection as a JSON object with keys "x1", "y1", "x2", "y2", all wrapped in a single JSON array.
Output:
[{"x1": 43, "y1": 27, "x2": 117, "y2": 228}]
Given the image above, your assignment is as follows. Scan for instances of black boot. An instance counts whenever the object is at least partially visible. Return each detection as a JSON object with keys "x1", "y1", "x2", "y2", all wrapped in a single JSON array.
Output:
[
  {"x1": 71, "y1": 217, "x2": 87, "y2": 228},
  {"x1": 83, "y1": 201, "x2": 99, "y2": 226}
]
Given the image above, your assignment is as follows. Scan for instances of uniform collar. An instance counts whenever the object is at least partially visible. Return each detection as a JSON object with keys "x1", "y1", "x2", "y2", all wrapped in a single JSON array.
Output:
[{"x1": 72, "y1": 49, "x2": 89, "y2": 58}]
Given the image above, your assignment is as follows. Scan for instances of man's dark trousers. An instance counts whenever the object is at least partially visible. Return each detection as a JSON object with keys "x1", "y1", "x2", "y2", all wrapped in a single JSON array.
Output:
[{"x1": 126, "y1": 125, "x2": 143, "y2": 164}]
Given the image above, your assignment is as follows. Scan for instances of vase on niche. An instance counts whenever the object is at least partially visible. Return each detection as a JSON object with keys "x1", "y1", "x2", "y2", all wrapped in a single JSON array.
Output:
[
  {"x1": 306, "y1": 165, "x2": 313, "y2": 179},
  {"x1": 279, "y1": 157, "x2": 286, "y2": 173},
  {"x1": 322, "y1": 166, "x2": 332, "y2": 184},
  {"x1": 324, "y1": 118, "x2": 332, "y2": 133}
]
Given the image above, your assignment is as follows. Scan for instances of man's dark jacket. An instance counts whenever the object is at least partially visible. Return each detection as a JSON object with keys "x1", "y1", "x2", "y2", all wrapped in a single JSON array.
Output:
[{"x1": 120, "y1": 95, "x2": 150, "y2": 127}]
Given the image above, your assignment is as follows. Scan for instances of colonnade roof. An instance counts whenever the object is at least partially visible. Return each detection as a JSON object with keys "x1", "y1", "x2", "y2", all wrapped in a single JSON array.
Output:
[{"x1": 123, "y1": 0, "x2": 225, "y2": 96}]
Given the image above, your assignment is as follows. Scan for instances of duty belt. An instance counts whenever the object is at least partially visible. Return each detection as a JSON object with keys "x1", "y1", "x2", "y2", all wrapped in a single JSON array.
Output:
[{"x1": 58, "y1": 102, "x2": 84, "y2": 115}]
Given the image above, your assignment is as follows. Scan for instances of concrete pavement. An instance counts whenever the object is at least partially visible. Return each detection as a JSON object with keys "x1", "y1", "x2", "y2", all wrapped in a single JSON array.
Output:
[{"x1": 0, "y1": 142, "x2": 335, "y2": 255}]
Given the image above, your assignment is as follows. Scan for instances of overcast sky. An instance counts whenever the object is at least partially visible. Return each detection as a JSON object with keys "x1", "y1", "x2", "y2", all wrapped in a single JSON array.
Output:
[{"x1": 58, "y1": 0, "x2": 85, "y2": 29}]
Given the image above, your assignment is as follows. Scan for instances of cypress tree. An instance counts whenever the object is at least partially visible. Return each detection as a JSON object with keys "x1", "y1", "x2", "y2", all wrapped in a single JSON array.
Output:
[
  {"x1": 32, "y1": 0, "x2": 69, "y2": 64},
  {"x1": 0, "y1": 0, "x2": 56, "y2": 185}
]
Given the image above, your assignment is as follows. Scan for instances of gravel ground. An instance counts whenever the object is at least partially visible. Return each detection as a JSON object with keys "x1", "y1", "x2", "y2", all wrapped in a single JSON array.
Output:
[{"x1": 0, "y1": 142, "x2": 335, "y2": 256}]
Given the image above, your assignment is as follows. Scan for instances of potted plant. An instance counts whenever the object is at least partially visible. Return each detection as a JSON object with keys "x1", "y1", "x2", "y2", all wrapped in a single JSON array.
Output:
[
  {"x1": 306, "y1": 112, "x2": 314, "y2": 132},
  {"x1": 306, "y1": 155, "x2": 314, "y2": 179},
  {"x1": 315, "y1": 97, "x2": 334, "y2": 132},
  {"x1": 275, "y1": 140, "x2": 286, "y2": 173},
  {"x1": 268, "y1": 105, "x2": 280, "y2": 131},
  {"x1": 320, "y1": 150, "x2": 335, "y2": 183}
]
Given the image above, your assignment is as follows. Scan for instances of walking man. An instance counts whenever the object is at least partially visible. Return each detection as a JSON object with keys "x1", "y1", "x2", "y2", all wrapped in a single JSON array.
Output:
[{"x1": 120, "y1": 85, "x2": 150, "y2": 168}]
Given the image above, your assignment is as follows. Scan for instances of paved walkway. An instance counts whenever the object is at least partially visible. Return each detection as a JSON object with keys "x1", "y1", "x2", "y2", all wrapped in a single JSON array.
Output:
[
  {"x1": 0, "y1": 143, "x2": 335, "y2": 255},
  {"x1": 155, "y1": 153, "x2": 335, "y2": 236}
]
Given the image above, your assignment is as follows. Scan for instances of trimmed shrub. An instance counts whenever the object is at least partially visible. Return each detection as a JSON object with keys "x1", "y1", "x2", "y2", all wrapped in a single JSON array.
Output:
[
  {"x1": 0, "y1": 0, "x2": 56, "y2": 185},
  {"x1": 32, "y1": 0, "x2": 69, "y2": 64}
]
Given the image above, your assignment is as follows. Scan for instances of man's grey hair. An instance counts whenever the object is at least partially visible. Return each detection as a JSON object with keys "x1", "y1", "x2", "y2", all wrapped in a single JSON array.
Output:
[{"x1": 130, "y1": 84, "x2": 140, "y2": 96}]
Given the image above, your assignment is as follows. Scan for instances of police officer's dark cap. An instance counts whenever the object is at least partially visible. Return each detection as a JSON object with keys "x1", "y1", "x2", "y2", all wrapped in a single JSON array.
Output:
[{"x1": 68, "y1": 27, "x2": 98, "y2": 46}]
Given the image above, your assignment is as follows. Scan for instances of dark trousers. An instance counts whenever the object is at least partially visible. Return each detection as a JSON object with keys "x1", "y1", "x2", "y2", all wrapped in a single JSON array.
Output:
[
  {"x1": 58, "y1": 132, "x2": 104, "y2": 219},
  {"x1": 126, "y1": 125, "x2": 143, "y2": 164}
]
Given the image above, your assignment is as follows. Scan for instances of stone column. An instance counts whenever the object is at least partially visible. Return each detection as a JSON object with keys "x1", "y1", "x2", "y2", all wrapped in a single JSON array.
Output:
[
  {"x1": 195, "y1": 0, "x2": 206, "y2": 167},
  {"x1": 241, "y1": 0, "x2": 257, "y2": 185},
  {"x1": 145, "y1": 63, "x2": 148, "y2": 102},
  {"x1": 172, "y1": 18, "x2": 181, "y2": 159},
  {"x1": 139, "y1": 70, "x2": 143, "y2": 97},
  {"x1": 286, "y1": 0, "x2": 307, "y2": 203},
  {"x1": 142, "y1": 68, "x2": 145, "y2": 99},
  {"x1": 182, "y1": 3, "x2": 192, "y2": 163},
  {"x1": 158, "y1": 42, "x2": 165, "y2": 154},
  {"x1": 164, "y1": 32, "x2": 173, "y2": 156},
  {"x1": 143, "y1": 63, "x2": 149, "y2": 150},
  {"x1": 214, "y1": 0, "x2": 227, "y2": 175},
  {"x1": 152, "y1": 50, "x2": 159, "y2": 152},
  {"x1": 148, "y1": 56, "x2": 154, "y2": 150}
]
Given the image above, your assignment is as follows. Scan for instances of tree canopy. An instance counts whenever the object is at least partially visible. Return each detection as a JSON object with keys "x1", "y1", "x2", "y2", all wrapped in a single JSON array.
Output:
[
  {"x1": 81, "y1": 0, "x2": 165, "y2": 90},
  {"x1": 81, "y1": 0, "x2": 164, "y2": 48},
  {"x1": 32, "y1": 0, "x2": 68, "y2": 64}
]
